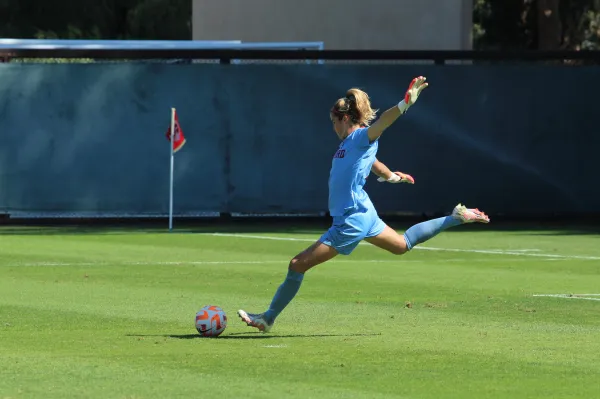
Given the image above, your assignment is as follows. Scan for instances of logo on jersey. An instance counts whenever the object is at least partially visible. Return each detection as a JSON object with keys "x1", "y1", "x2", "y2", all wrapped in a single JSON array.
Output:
[{"x1": 333, "y1": 149, "x2": 346, "y2": 159}]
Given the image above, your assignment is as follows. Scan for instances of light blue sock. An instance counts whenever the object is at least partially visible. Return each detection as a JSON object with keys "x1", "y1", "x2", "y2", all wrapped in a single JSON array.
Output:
[
  {"x1": 263, "y1": 269, "x2": 304, "y2": 324},
  {"x1": 403, "y1": 216, "x2": 462, "y2": 250}
]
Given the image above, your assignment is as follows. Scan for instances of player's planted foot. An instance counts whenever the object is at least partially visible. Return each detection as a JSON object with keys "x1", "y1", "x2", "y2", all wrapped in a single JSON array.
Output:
[
  {"x1": 237, "y1": 309, "x2": 273, "y2": 333},
  {"x1": 452, "y1": 203, "x2": 490, "y2": 224}
]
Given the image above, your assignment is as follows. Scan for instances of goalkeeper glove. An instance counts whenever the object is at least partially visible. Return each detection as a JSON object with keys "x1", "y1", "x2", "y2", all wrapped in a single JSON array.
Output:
[
  {"x1": 397, "y1": 76, "x2": 428, "y2": 114},
  {"x1": 377, "y1": 172, "x2": 415, "y2": 184}
]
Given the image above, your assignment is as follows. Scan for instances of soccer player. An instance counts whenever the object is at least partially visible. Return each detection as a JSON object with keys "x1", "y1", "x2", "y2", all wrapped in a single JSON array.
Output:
[{"x1": 238, "y1": 76, "x2": 489, "y2": 332}]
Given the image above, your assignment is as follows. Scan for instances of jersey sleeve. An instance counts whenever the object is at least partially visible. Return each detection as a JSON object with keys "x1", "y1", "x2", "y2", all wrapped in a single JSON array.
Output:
[{"x1": 349, "y1": 127, "x2": 376, "y2": 149}]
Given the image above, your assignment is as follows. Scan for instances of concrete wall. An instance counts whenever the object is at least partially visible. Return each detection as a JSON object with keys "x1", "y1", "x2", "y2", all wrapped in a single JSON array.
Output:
[{"x1": 192, "y1": 0, "x2": 473, "y2": 50}]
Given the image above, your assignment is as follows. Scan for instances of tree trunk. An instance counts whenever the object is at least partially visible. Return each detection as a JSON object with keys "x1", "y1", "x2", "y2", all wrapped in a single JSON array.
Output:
[{"x1": 538, "y1": 0, "x2": 562, "y2": 49}]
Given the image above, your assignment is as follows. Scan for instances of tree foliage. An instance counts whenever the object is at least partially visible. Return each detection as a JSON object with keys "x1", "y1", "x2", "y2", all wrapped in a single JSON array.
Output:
[
  {"x1": 474, "y1": 0, "x2": 600, "y2": 50},
  {"x1": 0, "y1": 0, "x2": 191, "y2": 40}
]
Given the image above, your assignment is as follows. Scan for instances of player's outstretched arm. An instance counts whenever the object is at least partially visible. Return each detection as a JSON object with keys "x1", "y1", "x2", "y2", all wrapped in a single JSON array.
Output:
[
  {"x1": 367, "y1": 76, "x2": 428, "y2": 142},
  {"x1": 371, "y1": 158, "x2": 415, "y2": 184}
]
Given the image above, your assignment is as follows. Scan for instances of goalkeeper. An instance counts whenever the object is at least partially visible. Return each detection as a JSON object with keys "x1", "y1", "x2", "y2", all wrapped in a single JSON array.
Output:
[{"x1": 238, "y1": 76, "x2": 490, "y2": 332}]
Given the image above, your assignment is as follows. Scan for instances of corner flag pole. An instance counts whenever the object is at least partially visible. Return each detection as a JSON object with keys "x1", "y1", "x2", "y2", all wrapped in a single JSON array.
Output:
[{"x1": 168, "y1": 107, "x2": 176, "y2": 231}]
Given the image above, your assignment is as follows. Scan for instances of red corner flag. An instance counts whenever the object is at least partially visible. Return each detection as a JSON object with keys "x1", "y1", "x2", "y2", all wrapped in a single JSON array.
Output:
[{"x1": 166, "y1": 109, "x2": 186, "y2": 153}]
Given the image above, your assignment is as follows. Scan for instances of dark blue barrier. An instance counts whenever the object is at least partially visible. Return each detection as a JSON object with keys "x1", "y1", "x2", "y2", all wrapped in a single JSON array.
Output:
[{"x1": 0, "y1": 63, "x2": 598, "y2": 217}]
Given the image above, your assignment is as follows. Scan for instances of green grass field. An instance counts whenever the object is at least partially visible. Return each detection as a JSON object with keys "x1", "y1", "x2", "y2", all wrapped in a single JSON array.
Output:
[{"x1": 1, "y1": 223, "x2": 599, "y2": 398}]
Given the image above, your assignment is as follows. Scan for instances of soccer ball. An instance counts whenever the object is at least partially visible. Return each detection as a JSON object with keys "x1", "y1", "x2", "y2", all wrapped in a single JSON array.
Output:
[{"x1": 195, "y1": 305, "x2": 227, "y2": 337}]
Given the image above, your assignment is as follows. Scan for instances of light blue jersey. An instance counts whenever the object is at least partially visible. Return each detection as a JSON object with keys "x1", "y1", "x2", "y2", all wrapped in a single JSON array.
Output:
[
  {"x1": 328, "y1": 127, "x2": 378, "y2": 216},
  {"x1": 321, "y1": 127, "x2": 385, "y2": 255}
]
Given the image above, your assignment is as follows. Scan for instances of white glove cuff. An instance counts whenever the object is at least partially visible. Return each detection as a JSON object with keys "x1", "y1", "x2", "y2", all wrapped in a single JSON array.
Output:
[
  {"x1": 387, "y1": 174, "x2": 401, "y2": 183},
  {"x1": 378, "y1": 174, "x2": 401, "y2": 183},
  {"x1": 397, "y1": 99, "x2": 410, "y2": 114}
]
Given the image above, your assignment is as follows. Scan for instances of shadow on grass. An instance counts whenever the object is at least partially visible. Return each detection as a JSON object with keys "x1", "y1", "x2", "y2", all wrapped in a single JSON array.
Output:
[{"x1": 127, "y1": 332, "x2": 381, "y2": 340}]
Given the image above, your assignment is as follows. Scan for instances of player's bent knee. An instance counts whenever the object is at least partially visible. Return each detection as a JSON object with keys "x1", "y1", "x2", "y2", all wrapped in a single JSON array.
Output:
[
  {"x1": 288, "y1": 257, "x2": 306, "y2": 273},
  {"x1": 389, "y1": 237, "x2": 408, "y2": 255},
  {"x1": 391, "y1": 245, "x2": 408, "y2": 255}
]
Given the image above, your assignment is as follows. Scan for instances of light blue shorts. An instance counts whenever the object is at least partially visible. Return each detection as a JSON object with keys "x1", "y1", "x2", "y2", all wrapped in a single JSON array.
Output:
[{"x1": 319, "y1": 207, "x2": 386, "y2": 255}]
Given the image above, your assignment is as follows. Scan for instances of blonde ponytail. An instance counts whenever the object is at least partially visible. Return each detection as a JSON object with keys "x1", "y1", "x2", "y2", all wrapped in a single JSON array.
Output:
[{"x1": 330, "y1": 88, "x2": 378, "y2": 127}]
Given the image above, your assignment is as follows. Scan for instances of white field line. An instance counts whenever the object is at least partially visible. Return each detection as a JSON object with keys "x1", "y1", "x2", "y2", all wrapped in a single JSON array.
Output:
[
  {"x1": 533, "y1": 294, "x2": 600, "y2": 302},
  {"x1": 16, "y1": 260, "x2": 281, "y2": 267},
  {"x1": 3, "y1": 258, "x2": 550, "y2": 268},
  {"x1": 5, "y1": 232, "x2": 597, "y2": 267},
  {"x1": 5, "y1": 259, "x2": 429, "y2": 268},
  {"x1": 4, "y1": 258, "x2": 549, "y2": 268},
  {"x1": 488, "y1": 249, "x2": 541, "y2": 252},
  {"x1": 208, "y1": 233, "x2": 600, "y2": 261}
]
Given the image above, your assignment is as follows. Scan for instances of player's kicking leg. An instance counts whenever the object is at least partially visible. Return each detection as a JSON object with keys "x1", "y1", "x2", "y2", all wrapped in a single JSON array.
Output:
[{"x1": 365, "y1": 203, "x2": 489, "y2": 254}]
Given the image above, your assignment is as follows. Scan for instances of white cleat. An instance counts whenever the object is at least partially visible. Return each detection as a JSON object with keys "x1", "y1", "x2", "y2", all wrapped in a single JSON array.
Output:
[
  {"x1": 237, "y1": 309, "x2": 273, "y2": 333},
  {"x1": 452, "y1": 203, "x2": 490, "y2": 224}
]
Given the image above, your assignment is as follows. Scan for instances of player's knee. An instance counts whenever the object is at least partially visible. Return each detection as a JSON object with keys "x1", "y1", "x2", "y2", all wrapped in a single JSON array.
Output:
[
  {"x1": 288, "y1": 257, "x2": 305, "y2": 273},
  {"x1": 390, "y1": 239, "x2": 409, "y2": 255},
  {"x1": 391, "y1": 245, "x2": 408, "y2": 255}
]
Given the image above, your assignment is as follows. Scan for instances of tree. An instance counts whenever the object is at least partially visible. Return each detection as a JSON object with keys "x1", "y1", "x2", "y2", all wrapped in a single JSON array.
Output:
[
  {"x1": 538, "y1": 0, "x2": 561, "y2": 50},
  {"x1": 0, "y1": 0, "x2": 191, "y2": 40},
  {"x1": 473, "y1": 0, "x2": 537, "y2": 50},
  {"x1": 473, "y1": 0, "x2": 600, "y2": 50},
  {"x1": 560, "y1": 0, "x2": 600, "y2": 49},
  {"x1": 127, "y1": 0, "x2": 191, "y2": 40}
]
